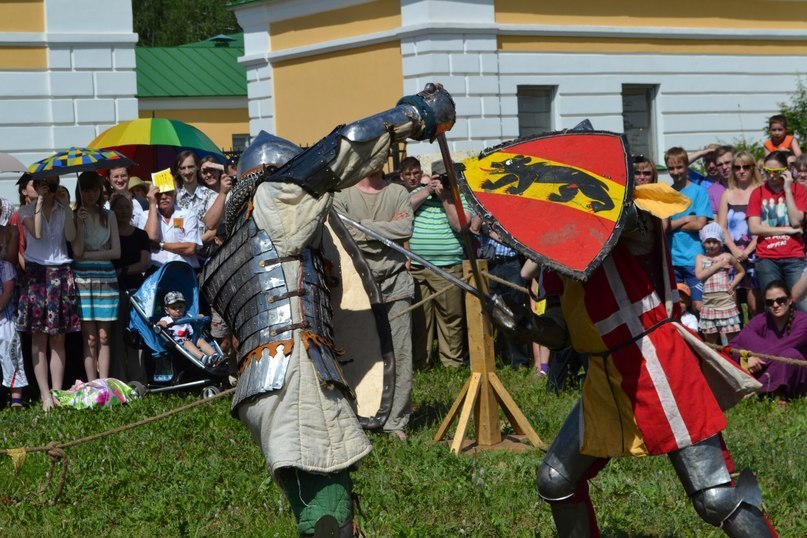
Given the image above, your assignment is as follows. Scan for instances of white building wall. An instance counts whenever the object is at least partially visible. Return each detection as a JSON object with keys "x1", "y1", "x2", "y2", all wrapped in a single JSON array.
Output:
[
  {"x1": 234, "y1": 0, "x2": 807, "y2": 167},
  {"x1": 236, "y1": 2, "x2": 277, "y2": 137},
  {"x1": 0, "y1": 0, "x2": 137, "y2": 199}
]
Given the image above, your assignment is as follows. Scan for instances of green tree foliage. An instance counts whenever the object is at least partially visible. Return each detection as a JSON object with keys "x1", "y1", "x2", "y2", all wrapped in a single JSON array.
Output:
[
  {"x1": 777, "y1": 77, "x2": 807, "y2": 144},
  {"x1": 133, "y1": 0, "x2": 240, "y2": 47}
]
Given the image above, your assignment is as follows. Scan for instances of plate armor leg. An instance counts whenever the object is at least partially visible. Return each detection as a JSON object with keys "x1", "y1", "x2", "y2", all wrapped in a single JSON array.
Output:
[
  {"x1": 536, "y1": 400, "x2": 607, "y2": 537},
  {"x1": 668, "y1": 434, "x2": 776, "y2": 537}
]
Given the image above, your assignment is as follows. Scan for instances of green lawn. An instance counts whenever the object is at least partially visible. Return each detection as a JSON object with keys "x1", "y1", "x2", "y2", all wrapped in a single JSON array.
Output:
[{"x1": 1, "y1": 366, "x2": 805, "y2": 537}]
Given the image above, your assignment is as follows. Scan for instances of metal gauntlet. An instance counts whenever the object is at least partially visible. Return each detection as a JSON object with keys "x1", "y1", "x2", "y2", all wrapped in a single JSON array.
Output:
[{"x1": 396, "y1": 82, "x2": 456, "y2": 142}]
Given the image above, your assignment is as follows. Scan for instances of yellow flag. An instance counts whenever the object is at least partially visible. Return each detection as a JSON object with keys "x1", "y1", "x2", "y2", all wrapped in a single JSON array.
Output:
[
  {"x1": 151, "y1": 168, "x2": 175, "y2": 193},
  {"x1": 633, "y1": 183, "x2": 692, "y2": 219},
  {"x1": 7, "y1": 448, "x2": 26, "y2": 473}
]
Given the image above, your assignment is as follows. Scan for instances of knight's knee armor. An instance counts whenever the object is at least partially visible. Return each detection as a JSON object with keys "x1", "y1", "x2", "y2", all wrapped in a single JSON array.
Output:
[{"x1": 669, "y1": 435, "x2": 773, "y2": 537}]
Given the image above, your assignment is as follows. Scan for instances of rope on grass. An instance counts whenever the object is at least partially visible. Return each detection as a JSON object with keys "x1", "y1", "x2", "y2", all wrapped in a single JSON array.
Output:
[{"x1": 1, "y1": 387, "x2": 235, "y2": 504}]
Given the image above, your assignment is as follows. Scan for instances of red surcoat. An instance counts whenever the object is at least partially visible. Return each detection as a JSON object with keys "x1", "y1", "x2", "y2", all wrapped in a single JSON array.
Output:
[{"x1": 557, "y1": 241, "x2": 727, "y2": 457}]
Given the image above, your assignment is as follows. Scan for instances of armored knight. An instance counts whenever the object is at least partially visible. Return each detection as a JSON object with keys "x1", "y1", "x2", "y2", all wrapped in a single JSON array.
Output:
[
  {"x1": 520, "y1": 188, "x2": 777, "y2": 537},
  {"x1": 200, "y1": 84, "x2": 455, "y2": 537}
]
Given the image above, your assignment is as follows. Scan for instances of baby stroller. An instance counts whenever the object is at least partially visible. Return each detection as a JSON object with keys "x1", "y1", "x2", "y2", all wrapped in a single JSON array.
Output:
[{"x1": 127, "y1": 261, "x2": 228, "y2": 398}]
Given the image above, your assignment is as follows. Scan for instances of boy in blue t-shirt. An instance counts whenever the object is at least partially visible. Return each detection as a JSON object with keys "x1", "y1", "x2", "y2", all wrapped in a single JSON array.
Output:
[{"x1": 666, "y1": 147, "x2": 714, "y2": 313}]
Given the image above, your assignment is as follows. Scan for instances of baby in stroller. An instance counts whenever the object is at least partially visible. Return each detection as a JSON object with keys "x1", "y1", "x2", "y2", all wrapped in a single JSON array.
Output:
[{"x1": 158, "y1": 291, "x2": 223, "y2": 367}]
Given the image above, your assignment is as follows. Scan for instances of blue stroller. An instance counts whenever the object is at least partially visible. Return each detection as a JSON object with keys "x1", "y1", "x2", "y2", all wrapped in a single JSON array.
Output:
[{"x1": 128, "y1": 261, "x2": 228, "y2": 397}]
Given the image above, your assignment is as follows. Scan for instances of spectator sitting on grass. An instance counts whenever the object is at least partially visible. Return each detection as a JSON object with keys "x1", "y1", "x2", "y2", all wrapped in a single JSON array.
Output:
[{"x1": 157, "y1": 291, "x2": 221, "y2": 367}]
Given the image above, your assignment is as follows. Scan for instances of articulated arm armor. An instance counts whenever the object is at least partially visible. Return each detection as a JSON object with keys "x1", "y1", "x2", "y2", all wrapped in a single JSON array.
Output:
[{"x1": 261, "y1": 83, "x2": 455, "y2": 198}]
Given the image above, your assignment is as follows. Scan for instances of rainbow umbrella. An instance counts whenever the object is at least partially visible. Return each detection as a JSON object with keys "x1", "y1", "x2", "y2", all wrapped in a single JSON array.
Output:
[
  {"x1": 90, "y1": 118, "x2": 225, "y2": 178},
  {"x1": 28, "y1": 147, "x2": 135, "y2": 179}
]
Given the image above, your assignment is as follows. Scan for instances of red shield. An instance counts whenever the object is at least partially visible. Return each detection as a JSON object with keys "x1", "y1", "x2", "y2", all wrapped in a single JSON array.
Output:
[{"x1": 460, "y1": 131, "x2": 633, "y2": 281}]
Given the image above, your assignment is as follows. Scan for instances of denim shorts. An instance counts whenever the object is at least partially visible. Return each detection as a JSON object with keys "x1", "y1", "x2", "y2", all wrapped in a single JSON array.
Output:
[{"x1": 674, "y1": 265, "x2": 703, "y2": 302}]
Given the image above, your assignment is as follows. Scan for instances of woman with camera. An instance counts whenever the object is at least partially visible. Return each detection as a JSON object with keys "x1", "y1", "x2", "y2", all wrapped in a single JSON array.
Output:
[
  {"x1": 747, "y1": 150, "x2": 807, "y2": 312},
  {"x1": 16, "y1": 175, "x2": 80, "y2": 410}
]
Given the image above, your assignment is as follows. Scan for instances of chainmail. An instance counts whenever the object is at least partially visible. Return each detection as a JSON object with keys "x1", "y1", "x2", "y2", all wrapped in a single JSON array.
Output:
[{"x1": 224, "y1": 170, "x2": 261, "y2": 235}]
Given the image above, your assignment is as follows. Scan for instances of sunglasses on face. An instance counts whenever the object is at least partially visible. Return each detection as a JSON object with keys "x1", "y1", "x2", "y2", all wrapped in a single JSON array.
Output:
[
  {"x1": 733, "y1": 164, "x2": 754, "y2": 171},
  {"x1": 765, "y1": 296, "x2": 789, "y2": 307},
  {"x1": 763, "y1": 166, "x2": 787, "y2": 175},
  {"x1": 634, "y1": 170, "x2": 653, "y2": 176}
]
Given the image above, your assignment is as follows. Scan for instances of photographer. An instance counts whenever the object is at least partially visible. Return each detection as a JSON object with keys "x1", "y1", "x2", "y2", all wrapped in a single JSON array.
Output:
[
  {"x1": 409, "y1": 159, "x2": 472, "y2": 369},
  {"x1": 748, "y1": 149, "x2": 807, "y2": 311}
]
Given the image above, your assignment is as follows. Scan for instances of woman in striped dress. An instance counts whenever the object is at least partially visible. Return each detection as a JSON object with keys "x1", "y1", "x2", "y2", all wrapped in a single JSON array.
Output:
[{"x1": 72, "y1": 172, "x2": 120, "y2": 380}]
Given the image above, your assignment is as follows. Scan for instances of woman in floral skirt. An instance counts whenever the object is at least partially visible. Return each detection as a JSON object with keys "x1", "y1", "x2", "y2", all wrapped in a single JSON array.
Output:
[{"x1": 16, "y1": 176, "x2": 80, "y2": 411}]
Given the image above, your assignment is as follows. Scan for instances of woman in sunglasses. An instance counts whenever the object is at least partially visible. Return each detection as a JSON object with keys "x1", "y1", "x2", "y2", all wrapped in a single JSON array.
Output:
[
  {"x1": 730, "y1": 280, "x2": 807, "y2": 401},
  {"x1": 747, "y1": 150, "x2": 807, "y2": 311},
  {"x1": 718, "y1": 151, "x2": 763, "y2": 316},
  {"x1": 631, "y1": 155, "x2": 658, "y2": 185}
]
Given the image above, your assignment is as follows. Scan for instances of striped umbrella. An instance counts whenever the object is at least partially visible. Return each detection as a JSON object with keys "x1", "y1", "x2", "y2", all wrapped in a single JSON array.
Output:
[
  {"x1": 28, "y1": 147, "x2": 135, "y2": 179},
  {"x1": 90, "y1": 118, "x2": 225, "y2": 178}
]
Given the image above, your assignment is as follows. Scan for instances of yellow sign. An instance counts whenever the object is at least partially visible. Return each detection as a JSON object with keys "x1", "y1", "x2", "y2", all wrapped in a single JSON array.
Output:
[{"x1": 151, "y1": 168, "x2": 175, "y2": 193}]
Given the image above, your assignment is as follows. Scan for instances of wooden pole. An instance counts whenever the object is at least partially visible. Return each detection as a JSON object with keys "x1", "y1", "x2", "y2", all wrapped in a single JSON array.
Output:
[{"x1": 434, "y1": 260, "x2": 546, "y2": 453}]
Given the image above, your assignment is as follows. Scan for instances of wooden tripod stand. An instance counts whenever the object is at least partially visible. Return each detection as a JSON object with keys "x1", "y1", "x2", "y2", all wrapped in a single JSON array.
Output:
[{"x1": 434, "y1": 260, "x2": 546, "y2": 454}]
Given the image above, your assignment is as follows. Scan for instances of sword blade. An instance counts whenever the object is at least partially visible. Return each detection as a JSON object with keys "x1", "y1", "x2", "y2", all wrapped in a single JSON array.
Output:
[{"x1": 335, "y1": 212, "x2": 488, "y2": 302}]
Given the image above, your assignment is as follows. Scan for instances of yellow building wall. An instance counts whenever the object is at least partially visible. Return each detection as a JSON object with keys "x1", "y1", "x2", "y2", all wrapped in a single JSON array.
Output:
[
  {"x1": 0, "y1": 46, "x2": 47, "y2": 69},
  {"x1": 0, "y1": 0, "x2": 44, "y2": 32},
  {"x1": 272, "y1": 42, "x2": 403, "y2": 145},
  {"x1": 496, "y1": 0, "x2": 807, "y2": 29},
  {"x1": 139, "y1": 108, "x2": 251, "y2": 152},
  {"x1": 0, "y1": 0, "x2": 46, "y2": 68},
  {"x1": 270, "y1": 0, "x2": 400, "y2": 51},
  {"x1": 498, "y1": 36, "x2": 807, "y2": 56}
]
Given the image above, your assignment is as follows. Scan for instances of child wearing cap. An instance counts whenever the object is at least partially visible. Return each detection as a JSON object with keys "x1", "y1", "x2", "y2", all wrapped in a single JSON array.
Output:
[
  {"x1": 676, "y1": 282, "x2": 699, "y2": 333},
  {"x1": 157, "y1": 291, "x2": 221, "y2": 367},
  {"x1": 694, "y1": 222, "x2": 745, "y2": 344}
]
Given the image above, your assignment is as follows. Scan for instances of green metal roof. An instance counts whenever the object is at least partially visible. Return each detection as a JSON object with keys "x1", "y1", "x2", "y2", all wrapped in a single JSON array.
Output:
[{"x1": 136, "y1": 33, "x2": 247, "y2": 99}]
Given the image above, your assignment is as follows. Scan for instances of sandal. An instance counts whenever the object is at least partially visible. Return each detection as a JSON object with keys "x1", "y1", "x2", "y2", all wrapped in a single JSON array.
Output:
[{"x1": 10, "y1": 398, "x2": 24, "y2": 410}]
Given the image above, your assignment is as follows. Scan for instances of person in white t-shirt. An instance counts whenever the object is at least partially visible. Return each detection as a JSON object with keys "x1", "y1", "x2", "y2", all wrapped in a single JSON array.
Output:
[{"x1": 143, "y1": 185, "x2": 202, "y2": 269}]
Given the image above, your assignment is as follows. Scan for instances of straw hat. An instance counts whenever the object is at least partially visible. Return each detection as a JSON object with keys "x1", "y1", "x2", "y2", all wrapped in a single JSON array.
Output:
[{"x1": 128, "y1": 176, "x2": 150, "y2": 192}]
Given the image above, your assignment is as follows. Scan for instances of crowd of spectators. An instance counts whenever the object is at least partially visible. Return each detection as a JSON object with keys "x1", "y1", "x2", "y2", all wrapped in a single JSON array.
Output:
[
  {"x1": 0, "y1": 153, "x2": 237, "y2": 411},
  {"x1": 3, "y1": 114, "x2": 807, "y2": 412}
]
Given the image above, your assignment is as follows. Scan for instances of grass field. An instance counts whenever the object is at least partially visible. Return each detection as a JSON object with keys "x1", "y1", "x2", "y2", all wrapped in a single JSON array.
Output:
[{"x1": 1, "y1": 366, "x2": 805, "y2": 537}]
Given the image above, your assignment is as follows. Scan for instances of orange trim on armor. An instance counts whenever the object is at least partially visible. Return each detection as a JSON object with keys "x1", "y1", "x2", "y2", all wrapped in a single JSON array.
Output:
[
  {"x1": 239, "y1": 339, "x2": 295, "y2": 372},
  {"x1": 245, "y1": 197, "x2": 254, "y2": 222},
  {"x1": 300, "y1": 330, "x2": 345, "y2": 356}
]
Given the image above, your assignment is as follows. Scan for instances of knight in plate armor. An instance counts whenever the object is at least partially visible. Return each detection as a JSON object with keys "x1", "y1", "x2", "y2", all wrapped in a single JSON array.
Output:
[
  {"x1": 201, "y1": 84, "x2": 455, "y2": 537},
  {"x1": 522, "y1": 187, "x2": 777, "y2": 537}
]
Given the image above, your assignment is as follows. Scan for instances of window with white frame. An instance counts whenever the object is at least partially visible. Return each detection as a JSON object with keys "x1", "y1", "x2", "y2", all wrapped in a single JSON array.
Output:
[
  {"x1": 232, "y1": 134, "x2": 251, "y2": 152},
  {"x1": 622, "y1": 85, "x2": 657, "y2": 160},
  {"x1": 517, "y1": 86, "x2": 555, "y2": 137}
]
